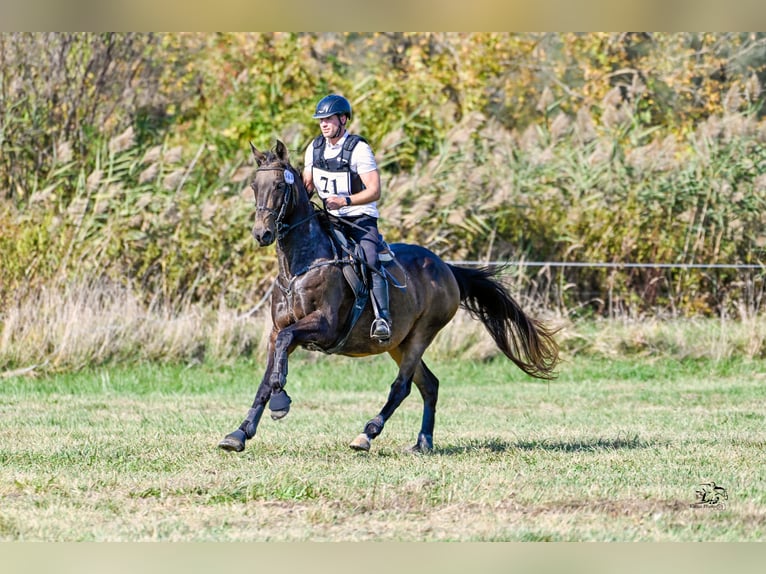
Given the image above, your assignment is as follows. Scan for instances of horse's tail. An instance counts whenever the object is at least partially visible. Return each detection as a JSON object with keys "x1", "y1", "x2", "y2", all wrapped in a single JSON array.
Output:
[{"x1": 448, "y1": 265, "x2": 560, "y2": 380}]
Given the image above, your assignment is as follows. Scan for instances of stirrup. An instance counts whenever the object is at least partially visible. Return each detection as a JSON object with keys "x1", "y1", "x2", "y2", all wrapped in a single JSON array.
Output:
[{"x1": 370, "y1": 318, "x2": 391, "y2": 342}]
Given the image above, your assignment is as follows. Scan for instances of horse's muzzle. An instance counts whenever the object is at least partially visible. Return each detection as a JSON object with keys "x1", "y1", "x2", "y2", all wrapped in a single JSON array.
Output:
[{"x1": 252, "y1": 226, "x2": 275, "y2": 246}]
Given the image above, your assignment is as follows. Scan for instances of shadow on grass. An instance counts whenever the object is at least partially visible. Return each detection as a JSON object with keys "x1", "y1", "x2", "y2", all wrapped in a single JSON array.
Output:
[{"x1": 435, "y1": 435, "x2": 663, "y2": 455}]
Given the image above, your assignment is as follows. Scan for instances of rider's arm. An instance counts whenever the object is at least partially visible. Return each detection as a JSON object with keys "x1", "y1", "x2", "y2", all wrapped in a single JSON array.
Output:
[
  {"x1": 346, "y1": 169, "x2": 380, "y2": 206},
  {"x1": 302, "y1": 145, "x2": 315, "y2": 194}
]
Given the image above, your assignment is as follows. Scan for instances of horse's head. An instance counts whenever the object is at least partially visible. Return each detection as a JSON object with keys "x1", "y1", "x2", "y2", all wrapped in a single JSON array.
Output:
[{"x1": 249, "y1": 140, "x2": 301, "y2": 246}]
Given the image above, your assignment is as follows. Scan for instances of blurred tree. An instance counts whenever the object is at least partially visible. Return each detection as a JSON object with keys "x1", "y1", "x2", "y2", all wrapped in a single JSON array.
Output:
[{"x1": 0, "y1": 32, "x2": 202, "y2": 203}]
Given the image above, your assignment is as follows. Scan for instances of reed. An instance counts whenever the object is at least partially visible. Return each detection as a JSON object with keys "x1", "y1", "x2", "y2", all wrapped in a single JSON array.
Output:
[{"x1": 2, "y1": 279, "x2": 764, "y2": 377}]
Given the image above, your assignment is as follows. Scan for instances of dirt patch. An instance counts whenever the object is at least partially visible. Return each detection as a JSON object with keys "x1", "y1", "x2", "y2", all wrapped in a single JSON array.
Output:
[{"x1": 494, "y1": 497, "x2": 690, "y2": 517}]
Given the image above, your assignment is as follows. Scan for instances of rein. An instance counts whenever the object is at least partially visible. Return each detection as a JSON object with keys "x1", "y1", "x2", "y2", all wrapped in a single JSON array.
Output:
[{"x1": 254, "y1": 163, "x2": 343, "y2": 299}]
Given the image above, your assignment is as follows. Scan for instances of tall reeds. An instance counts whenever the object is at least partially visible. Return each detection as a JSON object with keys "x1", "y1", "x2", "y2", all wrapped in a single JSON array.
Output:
[
  {"x1": 378, "y1": 103, "x2": 766, "y2": 318},
  {"x1": 0, "y1": 279, "x2": 271, "y2": 374}
]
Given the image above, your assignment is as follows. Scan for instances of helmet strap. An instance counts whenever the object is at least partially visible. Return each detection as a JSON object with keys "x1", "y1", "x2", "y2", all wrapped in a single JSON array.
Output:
[{"x1": 331, "y1": 115, "x2": 346, "y2": 140}]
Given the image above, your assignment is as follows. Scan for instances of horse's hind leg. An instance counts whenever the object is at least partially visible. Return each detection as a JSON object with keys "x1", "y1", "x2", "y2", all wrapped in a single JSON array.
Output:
[
  {"x1": 349, "y1": 345, "x2": 423, "y2": 452},
  {"x1": 349, "y1": 371, "x2": 413, "y2": 452},
  {"x1": 410, "y1": 360, "x2": 439, "y2": 453}
]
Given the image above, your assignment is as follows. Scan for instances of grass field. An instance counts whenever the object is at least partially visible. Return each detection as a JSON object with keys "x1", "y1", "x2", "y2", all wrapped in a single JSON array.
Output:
[{"x1": 1, "y1": 350, "x2": 764, "y2": 542}]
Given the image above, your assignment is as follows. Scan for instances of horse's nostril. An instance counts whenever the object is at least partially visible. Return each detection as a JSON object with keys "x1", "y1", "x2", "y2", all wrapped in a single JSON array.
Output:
[{"x1": 252, "y1": 227, "x2": 273, "y2": 245}]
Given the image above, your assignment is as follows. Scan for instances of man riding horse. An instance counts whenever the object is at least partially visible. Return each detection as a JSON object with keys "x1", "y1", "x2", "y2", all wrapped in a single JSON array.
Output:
[
  {"x1": 301, "y1": 94, "x2": 392, "y2": 342},
  {"x1": 219, "y1": 136, "x2": 559, "y2": 454}
]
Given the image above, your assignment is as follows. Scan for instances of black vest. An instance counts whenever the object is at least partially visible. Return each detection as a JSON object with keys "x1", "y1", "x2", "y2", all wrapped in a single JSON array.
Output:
[{"x1": 312, "y1": 134, "x2": 367, "y2": 194}]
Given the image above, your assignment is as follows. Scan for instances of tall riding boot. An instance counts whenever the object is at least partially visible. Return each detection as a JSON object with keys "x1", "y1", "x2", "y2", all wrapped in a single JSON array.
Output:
[{"x1": 370, "y1": 272, "x2": 392, "y2": 342}]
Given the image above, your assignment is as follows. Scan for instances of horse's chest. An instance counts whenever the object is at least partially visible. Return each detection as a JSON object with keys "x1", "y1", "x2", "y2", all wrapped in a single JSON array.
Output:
[{"x1": 272, "y1": 273, "x2": 326, "y2": 325}]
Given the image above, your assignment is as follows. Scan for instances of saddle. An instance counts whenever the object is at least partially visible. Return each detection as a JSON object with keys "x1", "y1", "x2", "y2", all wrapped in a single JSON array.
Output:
[{"x1": 314, "y1": 215, "x2": 399, "y2": 354}]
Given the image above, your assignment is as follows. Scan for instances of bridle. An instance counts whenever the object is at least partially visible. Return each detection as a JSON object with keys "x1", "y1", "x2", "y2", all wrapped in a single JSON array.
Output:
[{"x1": 252, "y1": 164, "x2": 315, "y2": 240}]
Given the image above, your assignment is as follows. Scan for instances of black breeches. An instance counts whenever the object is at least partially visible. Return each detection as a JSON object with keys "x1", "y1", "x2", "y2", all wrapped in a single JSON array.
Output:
[{"x1": 344, "y1": 215, "x2": 381, "y2": 267}]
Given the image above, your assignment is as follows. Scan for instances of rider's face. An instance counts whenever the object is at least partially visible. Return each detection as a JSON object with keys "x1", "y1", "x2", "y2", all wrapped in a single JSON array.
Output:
[{"x1": 319, "y1": 115, "x2": 345, "y2": 139}]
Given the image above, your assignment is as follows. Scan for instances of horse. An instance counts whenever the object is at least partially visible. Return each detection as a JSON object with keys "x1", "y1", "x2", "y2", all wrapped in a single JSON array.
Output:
[{"x1": 218, "y1": 140, "x2": 559, "y2": 454}]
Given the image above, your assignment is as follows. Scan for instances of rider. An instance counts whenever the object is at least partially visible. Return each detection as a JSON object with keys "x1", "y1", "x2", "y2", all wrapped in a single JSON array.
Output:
[{"x1": 302, "y1": 94, "x2": 391, "y2": 342}]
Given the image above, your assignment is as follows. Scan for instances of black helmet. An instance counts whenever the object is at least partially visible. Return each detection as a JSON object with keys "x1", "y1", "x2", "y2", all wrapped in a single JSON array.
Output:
[{"x1": 313, "y1": 94, "x2": 352, "y2": 120}]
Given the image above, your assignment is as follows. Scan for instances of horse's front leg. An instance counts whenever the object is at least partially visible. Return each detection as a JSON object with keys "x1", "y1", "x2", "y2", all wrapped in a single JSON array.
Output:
[
  {"x1": 267, "y1": 325, "x2": 293, "y2": 420},
  {"x1": 219, "y1": 313, "x2": 331, "y2": 453},
  {"x1": 218, "y1": 331, "x2": 279, "y2": 452}
]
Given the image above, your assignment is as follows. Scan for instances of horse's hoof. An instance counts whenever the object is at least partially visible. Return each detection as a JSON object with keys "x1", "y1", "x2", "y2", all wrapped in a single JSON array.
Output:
[
  {"x1": 349, "y1": 434, "x2": 371, "y2": 452},
  {"x1": 409, "y1": 433, "x2": 433, "y2": 454},
  {"x1": 269, "y1": 390, "x2": 291, "y2": 420},
  {"x1": 218, "y1": 430, "x2": 246, "y2": 452},
  {"x1": 270, "y1": 409, "x2": 289, "y2": 420}
]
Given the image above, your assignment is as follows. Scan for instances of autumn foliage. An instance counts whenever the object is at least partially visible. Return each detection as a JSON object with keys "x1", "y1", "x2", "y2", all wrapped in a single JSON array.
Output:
[{"x1": 2, "y1": 33, "x2": 766, "y2": 317}]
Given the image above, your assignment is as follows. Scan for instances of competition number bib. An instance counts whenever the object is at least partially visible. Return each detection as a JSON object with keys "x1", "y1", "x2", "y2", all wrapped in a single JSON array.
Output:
[{"x1": 313, "y1": 166, "x2": 351, "y2": 198}]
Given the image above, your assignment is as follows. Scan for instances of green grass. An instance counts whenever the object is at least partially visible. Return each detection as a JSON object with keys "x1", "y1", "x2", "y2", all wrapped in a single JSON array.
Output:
[{"x1": 1, "y1": 353, "x2": 765, "y2": 541}]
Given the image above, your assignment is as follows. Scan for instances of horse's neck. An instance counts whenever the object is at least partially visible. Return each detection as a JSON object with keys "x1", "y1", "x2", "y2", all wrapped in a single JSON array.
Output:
[{"x1": 277, "y1": 201, "x2": 333, "y2": 278}]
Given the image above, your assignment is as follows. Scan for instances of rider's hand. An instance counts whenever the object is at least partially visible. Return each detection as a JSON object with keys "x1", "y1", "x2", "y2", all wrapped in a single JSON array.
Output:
[{"x1": 325, "y1": 196, "x2": 348, "y2": 210}]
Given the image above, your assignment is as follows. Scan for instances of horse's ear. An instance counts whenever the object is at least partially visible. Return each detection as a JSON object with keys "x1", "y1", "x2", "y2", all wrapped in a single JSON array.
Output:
[
  {"x1": 250, "y1": 141, "x2": 267, "y2": 166},
  {"x1": 274, "y1": 139, "x2": 289, "y2": 162}
]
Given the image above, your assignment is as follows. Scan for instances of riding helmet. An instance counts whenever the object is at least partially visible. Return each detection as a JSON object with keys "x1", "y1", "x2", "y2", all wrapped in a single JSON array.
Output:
[{"x1": 313, "y1": 94, "x2": 352, "y2": 119}]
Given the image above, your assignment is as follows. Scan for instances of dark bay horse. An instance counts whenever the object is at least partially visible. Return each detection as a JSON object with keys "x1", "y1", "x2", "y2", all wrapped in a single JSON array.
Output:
[{"x1": 218, "y1": 140, "x2": 559, "y2": 454}]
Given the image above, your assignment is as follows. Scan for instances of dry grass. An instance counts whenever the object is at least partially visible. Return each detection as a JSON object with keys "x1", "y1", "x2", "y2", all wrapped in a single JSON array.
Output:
[
  {"x1": 558, "y1": 316, "x2": 766, "y2": 361},
  {"x1": 0, "y1": 280, "x2": 271, "y2": 374},
  {"x1": 2, "y1": 281, "x2": 765, "y2": 378}
]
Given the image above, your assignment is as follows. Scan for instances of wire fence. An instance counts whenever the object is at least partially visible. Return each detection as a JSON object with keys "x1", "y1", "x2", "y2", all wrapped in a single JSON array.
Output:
[
  {"x1": 444, "y1": 260, "x2": 766, "y2": 317},
  {"x1": 447, "y1": 260, "x2": 766, "y2": 270}
]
